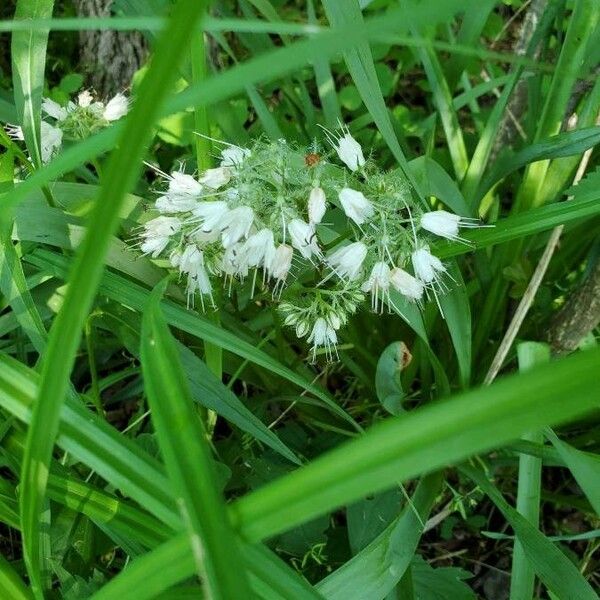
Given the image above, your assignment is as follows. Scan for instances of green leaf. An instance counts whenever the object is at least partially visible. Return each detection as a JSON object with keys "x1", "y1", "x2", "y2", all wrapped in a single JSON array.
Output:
[
  {"x1": 316, "y1": 473, "x2": 442, "y2": 600},
  {"x1": 231, "y1": 348, "x2": 600, "y2": 542},
  {"x1": 141, "y1": 279, "x2": 251, "y2": 596},
  {"x1": 0, "y1": 554, "x2": 32, "y2": 600},
  {"x1": 18, "y1": 3, "x2": 209, "y2": 595},
  {"x1": 11, "y1": 0, "x2": 54, "y2": 168},
  {"x1": 464, "y1": 465, "x2": 598, "y2": 600},
  {"x1": 410, "y1": 554, "x2": 476, "y2": 600},
  {"x1": 375, "y1": 342, "x2": 408, "y2": 416}
]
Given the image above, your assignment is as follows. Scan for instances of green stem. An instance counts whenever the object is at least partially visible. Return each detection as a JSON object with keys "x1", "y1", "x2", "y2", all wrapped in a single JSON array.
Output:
[{"x1": 84, "y1": 316, "x2": 104, "y2": 418}]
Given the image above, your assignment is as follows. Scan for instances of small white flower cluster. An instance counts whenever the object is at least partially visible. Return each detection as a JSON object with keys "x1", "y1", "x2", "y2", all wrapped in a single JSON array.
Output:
[
  {"x1": 139, "y1": 129, "x2": 484, "y2": 360},
  {"x1": 7, "y1": 90, "x2": 129, "y2": 163}
]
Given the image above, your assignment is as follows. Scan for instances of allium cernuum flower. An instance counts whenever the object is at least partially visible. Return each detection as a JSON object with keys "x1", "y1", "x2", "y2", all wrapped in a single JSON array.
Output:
[
  {"x1": 191, "y1": 201, "x2": 230, "y2": 233},
  {"x1": 327, "y1": 242, "x2": 368, "y2": 281},
  {"x1": 141, "y1": 216, "x2": 181, "y2": 257},
  {"x1": 412, "y1": 246, "x2": 446, "y2": 285},
  {"x1": 308, "y1": 187, "x2": 327, "y2": 225},
  {"x1": 362, "y1": 261, "x2": 391, "y2": 312},
  {"x1": 103, "y1": 93, "x2": 129, "y2": 121},
  {"x1": 220, "y1": 206, "x2": 254, "y2": 248},
  {"x1": 288, "y1": 219, "x2": 320, "y2": 260},
  {"x1": 308, "y1": 317, "x2": 338, "y2": 360},
  {"x1": 390, "y1": 268, "x2": 424, "y2": 301},
  {"x1": 239, "y1": 229, "x2": 276, "y2": 270},
  {"x1": 198, "y1": 167, "x2": 232, "y2": 189},
  {"x1": 339, "y1": 188, "x2": 374, "y2": 225},
  {"x1": 335, "y1": 131, "x2": 365, "y2": 172},
  {"x1": 268, "y1": 244, "x2": 294, "y2": 282}
]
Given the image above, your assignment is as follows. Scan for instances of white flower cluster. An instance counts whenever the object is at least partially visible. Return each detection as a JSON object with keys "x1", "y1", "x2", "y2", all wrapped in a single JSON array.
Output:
[
  {"x1": 7, "y1": 90, "x2": 129, "y2": 163},
  {"x1": 139, "y1": 129, "x2": 484, "y2": 360}
]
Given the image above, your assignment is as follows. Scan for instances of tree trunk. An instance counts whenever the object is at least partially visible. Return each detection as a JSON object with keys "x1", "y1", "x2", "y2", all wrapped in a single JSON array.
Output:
[{"x1": 75, "y1": 0, "x2": 148, "y2": 97}]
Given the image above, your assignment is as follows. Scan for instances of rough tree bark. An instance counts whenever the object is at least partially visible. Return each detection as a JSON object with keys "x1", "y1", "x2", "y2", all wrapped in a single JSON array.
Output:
[
  {"x1": 75, "y1": 0, "x2": 148, "y2": 97},
  {"x1": 547, "y1": 259, "x2": 600, "y2": 355}
]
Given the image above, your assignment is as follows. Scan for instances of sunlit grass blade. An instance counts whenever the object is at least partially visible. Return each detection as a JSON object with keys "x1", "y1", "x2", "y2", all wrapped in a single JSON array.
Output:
[
  {"x1": 18, "y1": 2, "x2": 208, "y2": 594},
  {"x1": 141, "y1": 280, "x2": 251, "y2": 596},
  {"x1": 230, "y1": 347, "x2": 600, "y2": 542}
]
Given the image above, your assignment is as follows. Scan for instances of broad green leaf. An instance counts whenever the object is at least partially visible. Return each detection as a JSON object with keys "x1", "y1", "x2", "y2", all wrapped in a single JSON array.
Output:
[
  {"x1": 411, "y1": 554, "x2": 476, "y2": 600},
  {"x1": 465, "y1": 466, "x2": 598, "y2": 600},
  {"x1": 231, "y1": 348, "x2": 600, "y2": 542},
  {"x1": 375, "y1": 342, "x2": 408, "y2": 415},
  {"x1": 141, "y1": 280, "x2": 251, "y2": 596}
]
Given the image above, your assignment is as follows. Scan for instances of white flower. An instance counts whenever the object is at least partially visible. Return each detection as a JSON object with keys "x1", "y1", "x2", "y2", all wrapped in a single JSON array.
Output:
[
  {"x1": 288, "y1": 219, "x2": 320, "y2": 260},
  {"x1": 339, "y1": 188, "x2": 374, "y2": 225},
  {"x1": 156, "y1": 172, "x2": 204, "y2": 213},
  {"x1": 239, "y1": 228, "x2": 276, "y2": 270},
  {"x1": 390, "y1": 268, "x2": 424, "y2": 301},
  {"x1": 327, "y1": 241, "x2": 368, "y2": 281},
  {"x1": 190, "y1": 201, "x2": 230, "y2": 232},
  {"x1": 420, "y1": 209, "x2": 481, "y2": 241},
  {"x1": 268, "y1": 244, "x2": 293, "y2": 282},
  {"x1": 141, "y1": 216, "x2": 181, "y2": 257},
  {"x1": 221, "y1": 244, "x2": 243, "y2": 277},
  {"x1": 42, "y1": 98, "x2": 68, "y2": 121},
  {"x1": 220, "y1": 206, "x2": 254, "y2": 248},
  {"x1": 220, "y1": 145, "x2": 251, "y2": 167},
  {"x1": 6, "y1": 124, "x2": 24, "y2": 141},
  {"x1": 178, "y1": 245, "x2": 213, "y2": 308},
  {"x1": 308, "y1": 187, "x2": 326, "y2": 225},
  {"x1": 103, "y1": 93, "x2": 129, "y2": 121},
  {"x1": 361, "y1": 262, "x2": 391, "y2": 312},
  {"x1": 307, "y1": 317, "x2": 338, "y2": 361},
  {"x1": 78, "y1": 90, "x2": 94, "y2": 108},
  {"x1": 40, "y1": 122, "x2": 63, "y2": 163},
  {"x1": 198, "y1": 167, "x2": 232, "y2": 189},
  {"x1": 335, "y1": 131, "x2": 365, "y2": 171},
  {"x1": 412, "y1": 246, "x2": 446, "y2": 286}
]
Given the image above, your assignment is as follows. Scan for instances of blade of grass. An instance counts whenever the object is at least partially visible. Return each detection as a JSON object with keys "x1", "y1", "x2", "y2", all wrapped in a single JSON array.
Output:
[
  {"x1": 140, "y1": 279, "x2": 250, "y2": 596},
  {"x1": 11, "y1": 0, "x2": 54, "y2": 169},
  {"x1": 18, "y1": 2, "x2": 208, "y2": 595},
  {"x1": 230, "y1": 347, "x2": 600, "y2": 542},
  {"x1": 464, "y1": 465, "x2": 597, "y2": 600},
  {"x1": 509, "y1": 342, "x2": 550, "y2": 600},
  {"x1": 0, "y1": 554, "x2": 32, "y2": 600}
]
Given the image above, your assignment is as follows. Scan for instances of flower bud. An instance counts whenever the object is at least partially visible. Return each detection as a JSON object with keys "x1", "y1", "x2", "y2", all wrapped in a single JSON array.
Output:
[
  {"x1": 308, "y1": 187, "x2": 327, "y2": 224},
  {"x1": 339, "y1": 188, "x2": 374, "y2": 225}
]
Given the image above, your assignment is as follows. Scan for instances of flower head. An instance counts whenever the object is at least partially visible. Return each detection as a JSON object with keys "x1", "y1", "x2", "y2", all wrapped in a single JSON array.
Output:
[
  {"x1": 103, "y1": 93, "x2": 129, "y2": 121},
  {"x1": 220, "y1": 145, "x2": 251, "y2": 167},
  {"x1": 190, "y1": 201, "x2": 230, "y2": 232},
  {"x1": 307, "y1": 317, "x2": 338, "y2": 361},
  {"x1": 308, "y1": 187, "x2": 327, "y2": 225},
  {"x1": 141, "y1": 216, "x2": 181, "y2": 257},
  {"x1": 411, "y1": 246, "x2": 446, "y2": 286},
  {"x1": 220, "y1": 206, "x2": 254, "y2": 248},
  {"x1": 390, "y1": 268, "x2": 424, "y2": 301},
  {"x1": 288, "y1": 219, "x2": 321, "y2": 260},
  {"x1": 198, "y1": 167, "x2": 232, "y2": 189},
  {"x1": 361, "y1": 261, "x2": 391, "y2": 312},
  {"x1": 339, "y1": 188, "x2": 374, "y2": 225},
  {"x1": 327, "y1": 241, "x2": 368, "y2": 281}
]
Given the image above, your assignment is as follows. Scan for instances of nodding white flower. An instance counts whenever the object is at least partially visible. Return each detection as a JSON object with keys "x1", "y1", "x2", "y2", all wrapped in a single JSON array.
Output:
[
  {"x1": 78, "y1": 90, "x2": 94, "y2": 108},
  {"x1": 288, "y1": 219, "x2": 321, "y2": 260},
  {"x1": 336, "y1": 132, "x2": 365, "y2": 171},
  {"x1": 220, "y1": 145, "x2": 251, "y2": 167},
  {"x1": 412, "y1": 246, "x2": 446, "y2": 286},
  {"x1": 220, "y1": 206, "x2": 254, "y2": 248},
  {"x1": 420, "y1": 209, "x2": 481, "y2": 241},
  {"x1": 178, "y1": 245, "x2": 213, "y2": 307},
  {"x1": 40, "y1": 122, "x2": 63, "y2": 163},
  {"x1": 308, "y1": 187, "x2": 327, "y2": 225},
  {"x1": 42, "y1": 98, "x2": 68, "y2": 121},
  {"x1": 361, "y1": 262, "x2": 391, "y2": 312},
  {"x1": 103, "y1": 93, "x2": 129, "y2": 121},
  {"x1": 221, "y1": 244, "x2": 243, "y2": 277},
  {"x1": 307, "y1": 317, "x2": 338, "y2": 361},
  {"x1": 190, "y1": 201, "x2": 230, "y2": 232},
  {"x1": 239, "y1": 228, "x2": 276, "y2": 270},
  {"x1": 339, "y1": 188, "x2": 374, "y2": 225},
  {"x1": 141, "y1": 216, "x2": 181, "y2": 257},
  {"x1": 6, "y1": 124, "x2": 24, "y2": 141},
  {"x1": 327, "y1": 241, "x2": 368, "y2": 281},
  {"x1": 390, "y1": 268, "x2": 424, "y2": 301},
  {"x1": 198, "y1": 167, "x2": 232, "y2": 189},
  {"x1": 268, "y1": 244, "x2": 293, "y2": 282},
  {"x1": 168, "y1": 171, "x2": 203, "y2": 197}
]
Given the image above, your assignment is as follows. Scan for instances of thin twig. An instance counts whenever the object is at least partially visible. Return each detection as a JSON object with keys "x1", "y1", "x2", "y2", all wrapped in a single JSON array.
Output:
[{"x1": 483, "y1": 139, "x2": 596, "y2": 384}]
